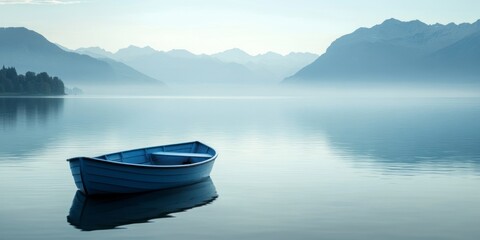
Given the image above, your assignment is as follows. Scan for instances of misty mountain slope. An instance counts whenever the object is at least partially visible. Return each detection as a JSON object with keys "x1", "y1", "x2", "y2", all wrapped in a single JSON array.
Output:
[
  {"x1": 122, "y1": 51, "x2": 263, "y2": 85},
  {"x1": 286, "y1": 19, "x2": 480, "y2": 84},
  {"x1": 76, "y1": 47, "x2": 115, "y2": 59},
  {"x1": 0, "y1": 27, "x2": 161, "y2": 86},
  {"x1": 212, "y1": 49, "x2": 318, "y2": 80},
  {"x1": 76, "y1": 46, "x2": 271, "y2": 85},
  {"x1": 111, "y1": 46, "x2": 282, "y2": 85},
  {"x1": 114, "y1": 46, "x2": 157, "y2": 61},
  {"x1": 77, "y1": 46, "x2": 318, "y2": 84},
  {"x1": 99, "y1": 58, "x2": 161, "y2": 83},
  {"x1": 165, "y1": 49, "x2": 200, "y2": 59},
  {"x1": 211, "y1": 48, "x2": 254, "y2": 64},
  {"x1": 424, "y1": 31, "x2": 480, "y2": 79},
  {"x1": 430, "y1": 31, "x2": 480, "y2": 63}
]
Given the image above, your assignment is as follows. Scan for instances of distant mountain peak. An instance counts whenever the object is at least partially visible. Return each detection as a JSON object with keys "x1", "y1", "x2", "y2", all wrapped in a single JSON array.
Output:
[
  {"x1": 211, "y1": 48, "x2": 254, "y2": 64},
  {"x1": 1, "y1": 26, "x2": 30, "y2": 32},
  {"x1": 286, "y1": 52, "x2": 319, "y2": 57},
  {"x1": 377, "y1": 18, "x2": 427, "y2": 29},
  {"x1": 0, "y1": 27, "x2": 64, "y2": 54},
  {"x1": 166, "y1": 49, "x2": 196, "y2": 58},
  {"x1": 115, "y1": 45, "x2": 157, "y2": 60},
  {"x1": 0, "y1": 27, "x2": 162, "y2": 85},
  {"x1": 77, "y1": 46, "x2": 112, "y2": 53},
  {"x1": 124, "y1": 45, "x2": 156, "y2": 51},
  {"x1": 1, "y1": 27, "x2": 50, "y2": 43},
  {"x1": 382, "y1": 18, "x2": 402, "y2": 24},
  {"x1": 79, "y1": 46, "x2": 108, "y2": 51},
  {"x1": 381, "y1": 18, "x2": 425, "y2": 25},
  {"x1": 230, "y1": 48, "x2": 249, "y2": 53},
  {"x1": 75, "y1": 46, "x2": 114, "y2": 59},
  {"x1": 217, "y1": 48, "x2": 252, "y2": 57},
  {"x1": 336, "y1": 18, "x2": 431, "y2": 46},
  {"x1": 117, "y1": 45, "x2": 158, "y2": 54},
  {"x1": 286, "y1": 18, "x2": 480, "y2": 84},
  {"x1": 260, "y1": 51, "x2": 283, "y2": 57}
]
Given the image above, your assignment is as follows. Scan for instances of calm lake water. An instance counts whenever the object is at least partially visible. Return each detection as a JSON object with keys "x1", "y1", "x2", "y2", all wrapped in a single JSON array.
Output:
[{"x1": 1, "y1": 95, "x2": 480, "y2": 240}]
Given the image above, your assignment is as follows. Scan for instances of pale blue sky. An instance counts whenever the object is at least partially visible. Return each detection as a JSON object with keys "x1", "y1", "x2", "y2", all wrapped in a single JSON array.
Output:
[{"x1": 0, "y1": 0, "x2": 479, "y2": 54}]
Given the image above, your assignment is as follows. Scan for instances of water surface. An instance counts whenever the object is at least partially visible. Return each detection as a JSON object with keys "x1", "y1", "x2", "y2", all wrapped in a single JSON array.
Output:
[{"x1": 1, "y1": 95, "x2": 479, "y2": 240}]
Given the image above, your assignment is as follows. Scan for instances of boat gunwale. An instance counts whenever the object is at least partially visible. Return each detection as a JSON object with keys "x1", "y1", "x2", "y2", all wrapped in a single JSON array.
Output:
[{"x1": 66, "y1": 141, "x2": 218, "y2": 169}]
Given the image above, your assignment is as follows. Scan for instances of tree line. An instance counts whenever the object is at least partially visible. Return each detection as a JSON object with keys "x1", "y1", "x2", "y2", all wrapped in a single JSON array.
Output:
[{"x1": 0, "y1": 66, "x2": 65, "y2": 95}]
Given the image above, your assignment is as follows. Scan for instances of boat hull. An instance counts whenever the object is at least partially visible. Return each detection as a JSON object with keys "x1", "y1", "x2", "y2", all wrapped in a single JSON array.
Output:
[{"x1": 67, "y1": 141, "x2": 217, "y2": 195}]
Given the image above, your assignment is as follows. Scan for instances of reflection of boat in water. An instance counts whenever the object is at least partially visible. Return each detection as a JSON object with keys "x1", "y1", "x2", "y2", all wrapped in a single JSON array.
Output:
[{"x1": 67, "y1": 177, "x2": 218, "y2": 231}]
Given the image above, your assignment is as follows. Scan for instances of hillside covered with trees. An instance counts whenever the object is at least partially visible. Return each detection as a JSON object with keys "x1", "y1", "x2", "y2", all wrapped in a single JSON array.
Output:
[{"x1": 0, "y1": 66, "x2": 64, "y2": 95}]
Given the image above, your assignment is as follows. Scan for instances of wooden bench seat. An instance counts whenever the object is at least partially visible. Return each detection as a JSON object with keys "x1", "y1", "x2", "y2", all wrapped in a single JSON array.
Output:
[{"x1": 150, "y1": 152, "x2": 213, "y2": 158}]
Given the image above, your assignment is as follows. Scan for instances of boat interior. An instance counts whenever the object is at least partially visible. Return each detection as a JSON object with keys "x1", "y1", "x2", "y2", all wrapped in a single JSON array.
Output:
[{"x1": 96, "y1": 141, "x2": 215, "y2": 166}]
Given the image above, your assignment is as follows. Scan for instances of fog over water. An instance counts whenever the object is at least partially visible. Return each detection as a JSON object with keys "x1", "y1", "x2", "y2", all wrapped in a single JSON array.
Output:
[
  {"x1": 71, "y1": 82, "x2": 480, "y2": 98},
  {"x1": 1, "y1": 86, "x2": 479, "y2": 239}
]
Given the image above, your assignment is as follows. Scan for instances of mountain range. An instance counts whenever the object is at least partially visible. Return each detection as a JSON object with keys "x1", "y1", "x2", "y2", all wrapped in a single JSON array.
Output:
[
  {"x1": 286, "y1": 18, "x2": 480, "y2": 84},
  {"x1": 4, "y1": 19, "x2": 477, "y2": 89},
  {"x1": 76, "y1": 46, "x2": 318, "y2": 85},
  {"x1": 212, "y1": 48, "x2": 318, "y2": 81},
  {"x1": 0, "y1": 27, "x2": 161, "y2": 86}
]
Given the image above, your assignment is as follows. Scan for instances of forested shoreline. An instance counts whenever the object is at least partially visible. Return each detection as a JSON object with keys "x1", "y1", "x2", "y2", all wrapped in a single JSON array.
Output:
[{"x1": 0, "y1": 66, "x2": 65, "y2": 95}]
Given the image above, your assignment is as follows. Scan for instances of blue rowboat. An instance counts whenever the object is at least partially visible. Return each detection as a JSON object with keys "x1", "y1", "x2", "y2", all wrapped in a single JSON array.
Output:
[
  {"x1": 67, "y1": 141, "x2": 217, "y2": 195},
  {"x1": 67, "y1": 177, "x2": 218, "y2": 231}
]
